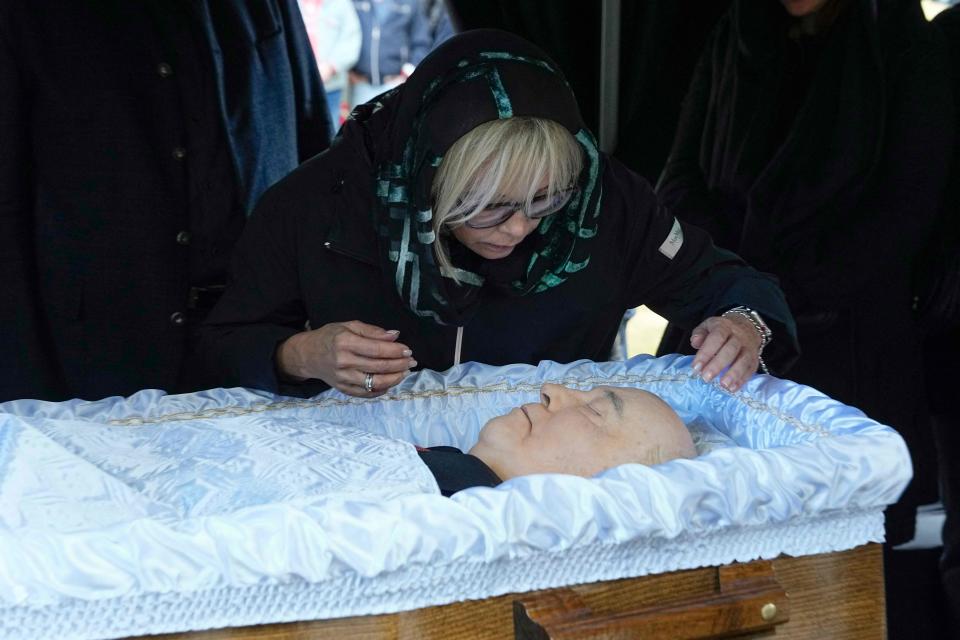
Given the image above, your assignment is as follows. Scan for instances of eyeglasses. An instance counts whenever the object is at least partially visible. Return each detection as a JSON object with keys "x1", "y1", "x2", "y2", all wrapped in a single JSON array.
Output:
[{"x1": 463, "y1": 186, "x2": 579, "y2": 229}]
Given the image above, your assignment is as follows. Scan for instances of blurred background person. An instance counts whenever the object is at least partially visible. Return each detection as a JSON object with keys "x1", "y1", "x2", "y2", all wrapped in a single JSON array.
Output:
[
  {"x1": 423, "y1": 0, "x2": 455, "y2": 49},
  {"x1": 0, "y1": 1, "x2": 332, "y2": 402},
  {"x1": 348, "y1": 0, "x2": 433, "y2": 107},
  {"x1": 299, "y1": 0, "x2": 362, "y2": 129}
]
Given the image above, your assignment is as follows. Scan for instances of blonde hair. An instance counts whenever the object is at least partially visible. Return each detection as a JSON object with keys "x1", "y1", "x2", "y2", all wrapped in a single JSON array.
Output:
[{"x1": 430, "y1": 117, "x2": 583, "y2": 277}]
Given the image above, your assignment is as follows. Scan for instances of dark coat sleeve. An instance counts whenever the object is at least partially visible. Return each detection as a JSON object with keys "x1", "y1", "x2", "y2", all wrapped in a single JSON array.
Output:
[
  {"x1": 655, "y1": 25, "x2": 743, "y2": 251},
  {"x1": 613, "y1": 163, "x2": 800, "y2": 368},
  {"x1": 0, "y1": 10, "x2": 63, "y2": 401},
  {"x1": 197, "y1": 174, "x2": 325, "y2": 397},
  {"x1": 657, "y1": 18, "x2": 954, "y2": 310},
  {"x1": 776, "y1": 42, "x2": 954, "y2": 308}
]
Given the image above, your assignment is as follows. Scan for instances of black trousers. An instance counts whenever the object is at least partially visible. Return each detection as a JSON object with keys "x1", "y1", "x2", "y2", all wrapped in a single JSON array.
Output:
[{"x1": 924, "y1": 326, "x2": 960, "y2": 630}]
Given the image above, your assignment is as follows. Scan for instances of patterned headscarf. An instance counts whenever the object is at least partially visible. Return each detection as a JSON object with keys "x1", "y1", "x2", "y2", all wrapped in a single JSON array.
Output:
[{"x1": 362, "y1": 30, "x2": 604, "y2": 326}]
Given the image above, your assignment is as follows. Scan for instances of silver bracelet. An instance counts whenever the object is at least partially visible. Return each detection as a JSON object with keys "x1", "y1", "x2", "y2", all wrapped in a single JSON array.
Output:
[
  {"x1": 721, "y1": 306, "x2": 772, "y2": 375},
  {"x1": 758, "y1": 353, "x2": 770, "y2": 375}
]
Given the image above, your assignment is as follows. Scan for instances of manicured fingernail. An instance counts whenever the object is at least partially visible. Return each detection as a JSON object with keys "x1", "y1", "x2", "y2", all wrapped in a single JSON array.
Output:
[
  {"x1": 702, "y1": 371, "x2": 713, "y2": 382},
  {"x1": 692, "y1": 362, "x2": 703, "y2": 373},
  {"x1": 402, "y1": 349, "x2": 413, "y2": 356},
  {"x1": 409, "y1": 359, "x2": 418, "y2": 368},
  {"x1": 386, "y1": 329, "x2": 400, "y2": 335},
  {"x1": 721, "y1": 378, "x2": 732, "y2": 390}
]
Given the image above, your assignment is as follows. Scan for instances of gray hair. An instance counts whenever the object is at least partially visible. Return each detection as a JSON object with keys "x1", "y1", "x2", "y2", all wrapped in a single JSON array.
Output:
[{"x1": 430, "y1": 117, "x2": 583, "y2": 278}]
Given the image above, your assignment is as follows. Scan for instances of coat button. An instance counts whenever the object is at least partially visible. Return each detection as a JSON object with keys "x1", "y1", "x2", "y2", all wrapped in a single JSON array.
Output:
[
  {"x1": 172, "y1": 147, "x2": 187, "y2": 161},
  {"x1": 169, "y1": 312, "x2": 186, "y2": 326},
  {"x1": 157, "y1": 62, "x2": 174, "y2": 78},
  {"x1": 176, "y1": 231, "x2": 191, "y2": 246}
]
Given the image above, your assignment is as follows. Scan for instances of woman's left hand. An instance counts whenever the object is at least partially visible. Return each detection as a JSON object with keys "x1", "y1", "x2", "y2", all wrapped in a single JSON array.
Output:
[{"x1": 689, "y1": 315, "x2": 763, "y2": 392}]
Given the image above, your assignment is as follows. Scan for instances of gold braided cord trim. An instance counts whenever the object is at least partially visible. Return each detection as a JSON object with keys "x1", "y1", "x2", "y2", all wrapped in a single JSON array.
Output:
[
  {"x1": 732, "y1": 392, "x2": 831, "y2": 437},
  {"x1": 106, "y1": 372, "x2": 829, "y2": 436},
  {"x1": 107, "y1": 373, "x2": 687, "y2": 425},
  {"x1": 106, "y1": 374, "x2": 691, "y2": 425}
]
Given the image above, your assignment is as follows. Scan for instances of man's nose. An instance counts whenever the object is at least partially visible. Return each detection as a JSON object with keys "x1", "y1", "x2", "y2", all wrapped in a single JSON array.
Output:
[{"x1": 540, "y1": 383, "x2": 581, "y2": 409}]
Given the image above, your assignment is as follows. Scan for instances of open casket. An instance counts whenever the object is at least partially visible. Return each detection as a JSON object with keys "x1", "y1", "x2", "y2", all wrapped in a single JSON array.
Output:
[{"x1": 0, "y1": 354, "x2": 909, "y2": 639}]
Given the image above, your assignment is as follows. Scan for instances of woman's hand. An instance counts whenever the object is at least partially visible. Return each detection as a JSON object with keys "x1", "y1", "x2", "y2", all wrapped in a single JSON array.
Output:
[
  {"x1": 276, "y1": 321, "x2": 417, "y2": 397},
  {"x1": 689, "y1": 315, "x2": 763, "y2": 392}
]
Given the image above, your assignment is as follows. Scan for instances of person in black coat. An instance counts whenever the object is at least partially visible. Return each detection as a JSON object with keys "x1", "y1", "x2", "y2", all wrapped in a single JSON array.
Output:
[
  {"x1": 0, "y1": 1, "x2": 332, "y2": 402},
  {"x1": 655, "y1": 0, "x2": 955, "y2": 545},
  {"x1": 199, "y1": 29, "x2": 799, "y2": 399},
  {"x1": 930, "y1": 4, "x2": 960, "y2": 632}
]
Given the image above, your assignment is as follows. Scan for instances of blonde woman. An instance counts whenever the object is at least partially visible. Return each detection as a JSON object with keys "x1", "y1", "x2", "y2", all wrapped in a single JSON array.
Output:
[{"x1": 199, "y1": 30, "x2": 799, "y2": 398}]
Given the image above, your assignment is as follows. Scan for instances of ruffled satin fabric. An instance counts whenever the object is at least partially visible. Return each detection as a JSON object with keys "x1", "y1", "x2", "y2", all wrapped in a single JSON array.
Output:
[{"x1": 0, "y1": 354, "x2": 910, "y2": 639}]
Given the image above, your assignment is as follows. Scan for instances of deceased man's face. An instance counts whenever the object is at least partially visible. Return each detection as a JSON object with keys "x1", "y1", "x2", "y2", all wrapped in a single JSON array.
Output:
[{"x1": 469, "y1": 384, "x2": 696, "y2": 480}]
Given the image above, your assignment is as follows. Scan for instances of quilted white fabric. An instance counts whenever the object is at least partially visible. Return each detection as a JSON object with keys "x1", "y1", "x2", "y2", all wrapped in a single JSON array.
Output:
[{"x1": 0, "y1": 354, "x2": 911, "y2": 640}]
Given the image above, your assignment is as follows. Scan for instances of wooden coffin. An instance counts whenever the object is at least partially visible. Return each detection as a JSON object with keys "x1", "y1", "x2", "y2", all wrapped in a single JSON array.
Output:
[{"x1": 146, "y1": 543, "x2": 884, "y2": 640}]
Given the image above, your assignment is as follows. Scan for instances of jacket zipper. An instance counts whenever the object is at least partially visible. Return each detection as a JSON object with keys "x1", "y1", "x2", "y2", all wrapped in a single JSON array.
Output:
[
  {"x1": 453, "y1": 326, "x2": 463, "y2": 367},
  {"x1": 322, "y1": 240, "x2": 378, "y2": 266}
]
